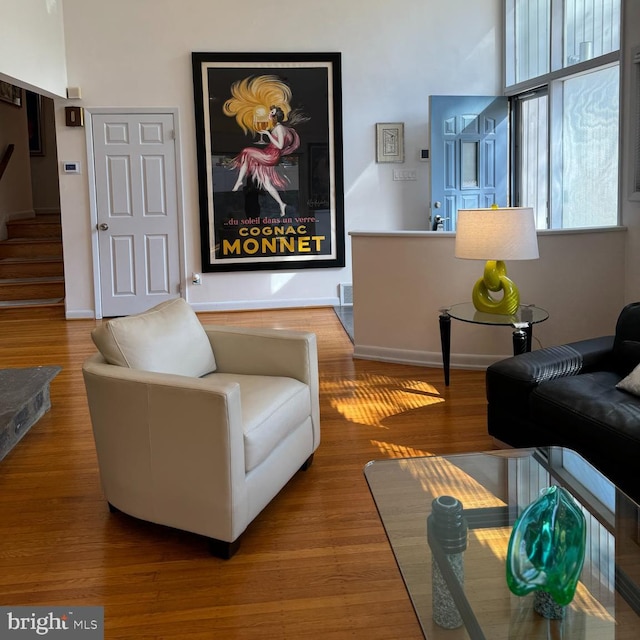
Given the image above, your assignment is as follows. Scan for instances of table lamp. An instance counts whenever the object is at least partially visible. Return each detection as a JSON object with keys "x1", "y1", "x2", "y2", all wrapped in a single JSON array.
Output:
[{"x1": 454, "y1": 206, "x2": 539, "y2": 315}]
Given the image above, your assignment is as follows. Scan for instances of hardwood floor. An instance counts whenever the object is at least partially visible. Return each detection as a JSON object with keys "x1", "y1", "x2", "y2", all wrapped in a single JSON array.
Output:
[{"x1": 0, "y1": 305, "x2": 493, "y2": 639}]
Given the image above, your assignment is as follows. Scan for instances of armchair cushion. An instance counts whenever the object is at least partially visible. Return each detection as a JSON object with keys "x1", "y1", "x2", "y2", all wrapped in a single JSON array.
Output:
[
  {"x1": 91, "y1": 298, "x2": 216, "y2": 377},
  {"x1": 206, "y1": 372, "x2": 311, "y2": 472}
]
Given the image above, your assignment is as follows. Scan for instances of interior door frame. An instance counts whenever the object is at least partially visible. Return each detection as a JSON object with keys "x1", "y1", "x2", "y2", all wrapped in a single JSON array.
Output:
[{"x1": 85, "y1": 107, "x2": 187, "y2": 319}]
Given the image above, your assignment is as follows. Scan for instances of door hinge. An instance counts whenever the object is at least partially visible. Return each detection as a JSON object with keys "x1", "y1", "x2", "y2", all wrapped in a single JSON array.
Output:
[{"x1": 169, "y1": 130, "x2": 176, "y2": 140}]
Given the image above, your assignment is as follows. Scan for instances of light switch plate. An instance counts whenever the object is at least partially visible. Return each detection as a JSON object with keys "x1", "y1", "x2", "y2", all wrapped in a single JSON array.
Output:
[
  {"x1": 62, "y1": 161, "x2": 80, "y2": 174},
  {"x1": 393, "y1": 169, "x2": 417, "y2": 181}
]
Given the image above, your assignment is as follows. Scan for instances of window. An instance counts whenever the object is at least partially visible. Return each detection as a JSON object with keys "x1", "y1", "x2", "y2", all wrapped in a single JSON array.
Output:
[
  {"x1": 506, "y1": 0, "x2": 621, "y2": 229},
  {"x1": 514, "y1": 89, "x2": 548, "y2": 227},
  {"x1": 561, "y1": 66, "x2": 619, "y2": 227},
  {"x1": 511, "y1": 0, "x2": 550, "y2": 84},
  {"x1": 631, "y1": 46, "x2": 640, "y2": 200},
  {"x1": 564, "y1": 0, "x2": 620, "y2": 67}
]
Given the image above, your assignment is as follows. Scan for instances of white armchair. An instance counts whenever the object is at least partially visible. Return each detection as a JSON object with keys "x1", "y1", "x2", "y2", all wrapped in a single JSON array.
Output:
[{"x1": 82, "y1": 298, "x2": 320, "y2": 558}]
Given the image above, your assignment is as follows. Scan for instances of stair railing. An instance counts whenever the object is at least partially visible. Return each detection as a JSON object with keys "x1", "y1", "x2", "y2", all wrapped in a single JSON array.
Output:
[{"x1": 0, "y1": 144, "x2": 15, "y2": 182}]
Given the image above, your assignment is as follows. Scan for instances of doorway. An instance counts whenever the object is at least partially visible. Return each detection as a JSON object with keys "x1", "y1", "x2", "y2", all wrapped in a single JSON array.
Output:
[
  {"x1": 87, "y1": 109, "x2": 183, "y2": 318},
  {"x1": 429, "y1": 95, "x2": 509, "y2": 231}
]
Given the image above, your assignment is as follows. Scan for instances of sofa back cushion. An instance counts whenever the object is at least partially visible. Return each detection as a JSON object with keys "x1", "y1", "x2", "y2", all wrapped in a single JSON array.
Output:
[
  {"x1": 91, "y1": 298, "x2": 216, "y2": 377},
  {"x1": 613, "y1": 302, "x2": 640, "y2": 376}
]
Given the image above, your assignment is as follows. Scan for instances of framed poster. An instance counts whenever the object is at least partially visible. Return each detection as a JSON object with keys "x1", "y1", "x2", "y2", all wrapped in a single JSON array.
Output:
[{"x1": 192, "y1": 52, "x2": 345, "y2": 272}]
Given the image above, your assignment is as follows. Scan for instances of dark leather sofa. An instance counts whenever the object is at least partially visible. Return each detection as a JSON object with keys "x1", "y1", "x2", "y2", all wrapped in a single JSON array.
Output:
[{"x1": 486, "y1": 302, "x2": 640, "y2": 502}]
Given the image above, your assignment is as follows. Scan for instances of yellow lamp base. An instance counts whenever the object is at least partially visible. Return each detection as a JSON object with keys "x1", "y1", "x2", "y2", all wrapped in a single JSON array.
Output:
[{"x1": 471, "y1": 260, "x2": 520, "y2": 315}]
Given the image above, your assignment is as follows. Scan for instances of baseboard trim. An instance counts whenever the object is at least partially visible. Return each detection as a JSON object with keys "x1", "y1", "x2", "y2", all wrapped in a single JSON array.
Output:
[
  {"x1": 189, "y1": 297, "x2": 340, "y2": 312},
  {"x1": 352, "y1": 344, "x2": 508, "y2": 370},
  {"x1": 66, "y1": 309, "x2": 95, "y2": 319},
  {"x1": 64, "y1": 298, "x2": 342, "y2": 319}
]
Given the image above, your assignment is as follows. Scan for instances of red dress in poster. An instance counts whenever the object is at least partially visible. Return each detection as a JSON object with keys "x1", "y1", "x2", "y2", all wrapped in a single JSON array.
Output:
[
  {"x1": 230, "y1": 106, "x2": 300, "y2": 216},
  {"x1": 224, "y1": 75, "x2": 307, "y2": 218}
]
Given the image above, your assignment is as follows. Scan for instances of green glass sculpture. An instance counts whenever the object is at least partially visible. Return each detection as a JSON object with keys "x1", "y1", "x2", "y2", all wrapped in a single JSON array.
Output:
[{"x1": 506, "y1": 485, "x2": 586, "y2": 607}]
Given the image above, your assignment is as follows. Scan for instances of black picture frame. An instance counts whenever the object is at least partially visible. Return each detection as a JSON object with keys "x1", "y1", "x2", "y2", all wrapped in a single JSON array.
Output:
[
  {"x1": 192, "y1": 52, "x2": 345, "y2": 272},
  {"x1": 0, "y1": 81, "x2": 22, "y2": 107}
]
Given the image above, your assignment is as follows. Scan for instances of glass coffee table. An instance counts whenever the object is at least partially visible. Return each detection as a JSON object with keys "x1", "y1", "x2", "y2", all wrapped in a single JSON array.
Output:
[{"x1": 364, "y1": 447, "x2": 640, "y2": 639}]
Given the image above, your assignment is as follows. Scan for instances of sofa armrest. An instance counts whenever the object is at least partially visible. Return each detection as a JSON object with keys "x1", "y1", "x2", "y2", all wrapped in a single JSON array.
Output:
[
  {"x1": 486, "y1": 335, "x2": 615, "y2": 412},
  {"x1": 485, "y1": 336, "x2": 616, "y2": 448},
  {"x1": 488, "y1": 335, "x2": 614, "y2": 387}
]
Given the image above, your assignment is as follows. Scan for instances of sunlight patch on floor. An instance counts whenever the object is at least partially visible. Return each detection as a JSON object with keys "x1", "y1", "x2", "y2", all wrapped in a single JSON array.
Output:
[
  {"x1": 370, "y1": 439, "x2": 433, "y2": 459},
  {"x1": 321, "y1": 373, "x2": 444, "y2": 428}
]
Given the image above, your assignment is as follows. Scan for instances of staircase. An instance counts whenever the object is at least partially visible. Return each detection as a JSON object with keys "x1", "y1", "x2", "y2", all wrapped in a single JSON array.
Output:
[{"x1": 0, "y1": 214, "x2": 65, "y2": 309}]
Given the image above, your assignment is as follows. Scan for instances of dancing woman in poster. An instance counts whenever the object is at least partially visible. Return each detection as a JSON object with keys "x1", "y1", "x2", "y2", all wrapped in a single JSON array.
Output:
[{"x1": 224, "y1": 75, "x2": 307, "y2": 217}]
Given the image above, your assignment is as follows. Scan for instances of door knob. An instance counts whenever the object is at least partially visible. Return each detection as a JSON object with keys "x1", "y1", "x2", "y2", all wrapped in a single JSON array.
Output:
[
  {"x1": 434, "y1": 201, "x2": 442, "y2": 208},
  {"x1": 97, "y1": 223, "x2": 109, "y2": 231}
]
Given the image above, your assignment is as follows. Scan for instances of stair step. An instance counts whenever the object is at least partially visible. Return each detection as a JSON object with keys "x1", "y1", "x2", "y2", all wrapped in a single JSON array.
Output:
[
  {"x1": 0, "y1": 257, "x2": 64, "y2": 279},
  {"x1": 0, "y1": 215, "x2": 65, "y2": 307},
  {"x1": 0, "y1": 238, "x2": 63, "y2": 259},
  {"x1": 0, "y1": 299, "x2": 65, "y2": 315},
  {"x1": 0, "y1": 277, "x2": 65, "y2": 301},
  {"x1": 7, "y1": 215, "x2": 62, "y2": 240}
]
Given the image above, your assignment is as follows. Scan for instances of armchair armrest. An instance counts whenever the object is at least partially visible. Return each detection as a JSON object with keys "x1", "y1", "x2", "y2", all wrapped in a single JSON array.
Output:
[{"x1": 203, "y1": 325, "x2": 318, "y2": 385}]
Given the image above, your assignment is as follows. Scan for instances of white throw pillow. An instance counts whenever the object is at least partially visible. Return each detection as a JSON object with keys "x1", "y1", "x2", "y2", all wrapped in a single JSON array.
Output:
[
  {"x1": 616, "y1": 362, "x2": 640, "y2": 396},
  {"x1": 91, "y1": 298, "x2": 216, "y2": 377}
]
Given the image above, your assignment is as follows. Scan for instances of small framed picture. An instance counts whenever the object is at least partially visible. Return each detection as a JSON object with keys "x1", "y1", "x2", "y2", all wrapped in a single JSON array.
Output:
[
  {"x1": 376, "y1": 122, "x2": 404, "y2": 163},
  {"x1": 0, "y1": 81, "x2": 22, "y2": 107}
]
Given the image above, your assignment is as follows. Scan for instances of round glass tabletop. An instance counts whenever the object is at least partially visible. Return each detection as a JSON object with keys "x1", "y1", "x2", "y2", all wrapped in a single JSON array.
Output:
[{"x1": 443, "y1": 302, "x2": 549, "y2": 327}]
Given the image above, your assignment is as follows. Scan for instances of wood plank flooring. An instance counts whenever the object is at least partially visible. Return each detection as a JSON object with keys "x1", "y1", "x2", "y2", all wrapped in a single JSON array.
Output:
[{"x1": 0, "y1": 306, "x2": 493, "y2": 639}]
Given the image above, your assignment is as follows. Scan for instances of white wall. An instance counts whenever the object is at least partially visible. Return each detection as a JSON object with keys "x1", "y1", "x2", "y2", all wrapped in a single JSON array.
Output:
[
  {"x1": 351, "y1": 229, "x2": 627, "y2": 368},
  {"x1": 0, "y1": 0, "x2": 67, "y2": 98},
  {"x1": 53, "y1": 0, "x2": 503, "y2": 317}
]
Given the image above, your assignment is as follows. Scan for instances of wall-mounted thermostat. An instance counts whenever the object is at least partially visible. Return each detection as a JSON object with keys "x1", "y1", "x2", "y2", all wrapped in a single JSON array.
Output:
[{"x1": 63, "y1": 161, "x2": 81, "y2": 174}]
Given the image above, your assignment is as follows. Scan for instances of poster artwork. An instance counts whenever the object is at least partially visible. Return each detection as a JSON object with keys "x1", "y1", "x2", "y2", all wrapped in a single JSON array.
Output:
[{"x1": 192, "y1": 53, "x2": 344, "y2": 272}]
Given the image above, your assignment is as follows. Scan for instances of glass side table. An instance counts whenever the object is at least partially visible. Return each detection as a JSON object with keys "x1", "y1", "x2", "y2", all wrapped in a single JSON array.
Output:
[{"x1": 439, "y1": 303, "x2": 549, "y2": 386}]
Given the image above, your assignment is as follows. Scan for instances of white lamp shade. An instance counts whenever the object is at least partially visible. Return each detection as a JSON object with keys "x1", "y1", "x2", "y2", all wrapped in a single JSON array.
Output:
[{"x1": 454, "y1": 207, "x2": 539, "y2": 260}]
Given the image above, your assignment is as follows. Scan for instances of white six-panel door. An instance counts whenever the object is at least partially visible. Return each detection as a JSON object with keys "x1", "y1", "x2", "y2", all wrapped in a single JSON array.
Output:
[{"x1": 91, "y1": 112, "x2": 181, "y2": 317}]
